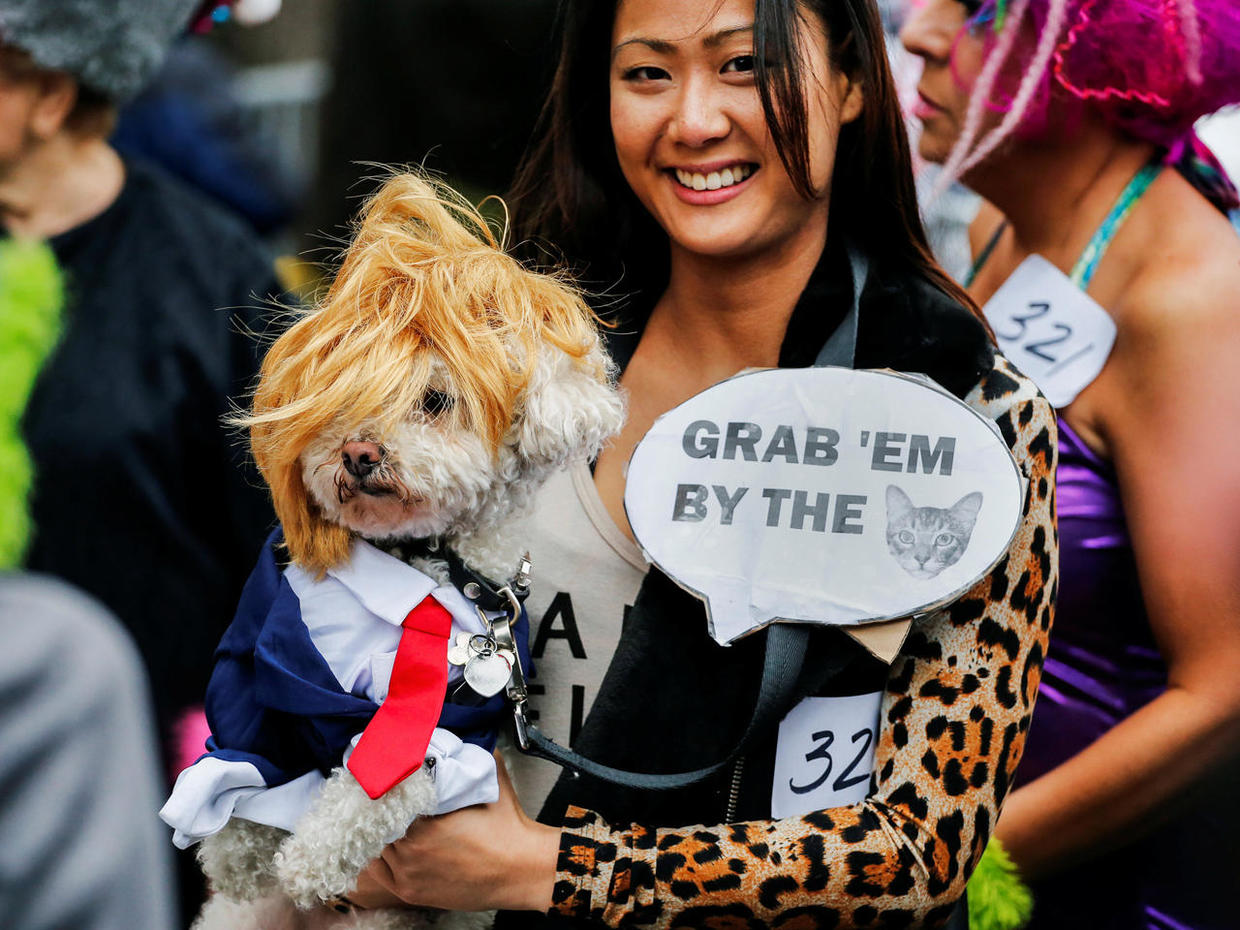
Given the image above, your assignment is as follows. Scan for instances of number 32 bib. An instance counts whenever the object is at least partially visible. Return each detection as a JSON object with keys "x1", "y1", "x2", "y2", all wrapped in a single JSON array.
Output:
[{"x1": 772, "y1": 691, "x2": 884, "y2": 817}]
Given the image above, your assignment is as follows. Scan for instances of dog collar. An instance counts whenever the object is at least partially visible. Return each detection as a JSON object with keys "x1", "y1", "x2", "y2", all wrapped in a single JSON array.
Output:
[
  {"x1": 382, "y1": 537, "x2": 530, "y2": 613},
  {"x1": 444, "y1": 546, "x2": 531, "y2": 613}
]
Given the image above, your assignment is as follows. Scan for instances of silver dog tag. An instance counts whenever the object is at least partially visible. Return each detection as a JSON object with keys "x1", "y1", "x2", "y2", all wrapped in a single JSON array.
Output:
[
  {"x1": 463, "y1": 650, "x2": 513, "y2": 698},
  {"x1": 447, "y1": 632, "x2": 475, "y2": 667}
]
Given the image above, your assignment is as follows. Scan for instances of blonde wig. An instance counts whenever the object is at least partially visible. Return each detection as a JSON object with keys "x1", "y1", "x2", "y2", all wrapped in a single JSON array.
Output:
[{"x1": 240, "y1": 173, "x2": 607, "y2": 574}]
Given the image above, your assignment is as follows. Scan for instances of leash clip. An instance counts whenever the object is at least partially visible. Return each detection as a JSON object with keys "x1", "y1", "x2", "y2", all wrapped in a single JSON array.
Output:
[
  {"x1": 511, "y1": 551, "x2": 533, "y2": 598},
  {"x1": 488, "y1": 583, "x2": 532, "y2": 749}
]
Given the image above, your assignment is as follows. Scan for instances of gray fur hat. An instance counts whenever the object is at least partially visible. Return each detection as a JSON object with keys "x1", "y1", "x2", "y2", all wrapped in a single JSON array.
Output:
[{"x1": 0, "y1": 0, "x2": 200, "y2": 101}]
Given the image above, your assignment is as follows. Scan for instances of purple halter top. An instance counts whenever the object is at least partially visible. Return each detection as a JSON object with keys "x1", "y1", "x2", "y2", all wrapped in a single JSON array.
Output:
[
  {"x1": 1019, "y1": 416, "x2": 1165, "y2": 788},
  {"x1": 1015, "y1": 419, "x2": 1236, "y2": 930},
  {"x1": 971, "y1": 165, "x2": 1237, "y2": 929}
]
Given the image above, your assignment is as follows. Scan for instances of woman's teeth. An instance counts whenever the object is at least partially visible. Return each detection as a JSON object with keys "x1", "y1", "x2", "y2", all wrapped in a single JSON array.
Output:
[{"x1": 674, "y1": 164, "x2": 754, "y2": 191}]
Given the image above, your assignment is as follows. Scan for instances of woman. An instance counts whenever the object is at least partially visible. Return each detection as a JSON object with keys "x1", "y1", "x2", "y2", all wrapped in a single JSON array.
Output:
[
  {"x1": 345, "y1": 0, "x2": 1057, "y2": 925},
  {"x1": 901, "y1": 1, "x2": 1240, "y2": 927},
  {"x1": 0, "y1": 6, "x2": 280, "y2": 921},
  {"x1": 0, "y1": 2, "x2": 278, "y2": 750}
]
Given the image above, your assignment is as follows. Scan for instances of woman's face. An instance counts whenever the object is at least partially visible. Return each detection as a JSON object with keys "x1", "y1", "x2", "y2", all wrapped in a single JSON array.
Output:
[
  {"x1": 899, "y1": 0, "x2": 989, "y2": 165},
  {"x1": 609, "y1": 0, "x2": 862, "y2": 261}
]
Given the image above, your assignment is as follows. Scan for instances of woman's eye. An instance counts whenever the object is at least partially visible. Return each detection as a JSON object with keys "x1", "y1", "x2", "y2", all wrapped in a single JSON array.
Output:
[
  {"x1": 722, "y1": 55, "x2": 756, "y2": 74},
  {"x1": 935, "y1": 533, "x2": 955, "y2": 547},
  {"x1": 621, "y1": 65, "x2": 669, "y2": 82},
  {"x1": 420, "y1": 389, "x2": 454, "y2": 417}
]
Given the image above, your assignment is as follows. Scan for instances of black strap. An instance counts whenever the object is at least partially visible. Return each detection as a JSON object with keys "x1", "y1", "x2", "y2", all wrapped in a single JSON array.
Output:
[
  {"x1": 518, "y1": 622, "x2": 809, "y2": 790},
  {"x1": 510, "y1": 247, "x2": 870, "y2": 790},
  {"x1": 963, "y1": 220, "x2": 1007, "y2": 288}
]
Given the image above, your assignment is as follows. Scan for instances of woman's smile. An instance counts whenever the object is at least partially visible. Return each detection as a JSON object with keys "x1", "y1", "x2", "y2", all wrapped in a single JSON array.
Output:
[
  {"x1": 911, "y1": 89, "x2": 946, "y2": 121},
  {"x1": 667, "y1": 160, "x2": 759, "y2": 203}
]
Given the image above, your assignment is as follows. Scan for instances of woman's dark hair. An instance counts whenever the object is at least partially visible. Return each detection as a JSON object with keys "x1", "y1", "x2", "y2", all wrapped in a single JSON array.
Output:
[{"x1": 508, "y1": 0, "x2": 983, "y2": 324}]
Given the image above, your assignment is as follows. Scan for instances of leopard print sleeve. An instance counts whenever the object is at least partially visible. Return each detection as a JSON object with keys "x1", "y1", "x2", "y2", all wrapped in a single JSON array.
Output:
[{"x1": 549, "y1": 358, "x2": 1057, "y2": 929}]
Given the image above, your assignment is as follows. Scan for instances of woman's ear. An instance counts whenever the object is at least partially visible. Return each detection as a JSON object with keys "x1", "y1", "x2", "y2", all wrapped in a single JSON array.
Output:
[
  {"x1": 29, "y1": 71, "x2": 78, "y2": 141},
  {"x1": 837, "y1": 70, "x2": 864, "y2": 126}
]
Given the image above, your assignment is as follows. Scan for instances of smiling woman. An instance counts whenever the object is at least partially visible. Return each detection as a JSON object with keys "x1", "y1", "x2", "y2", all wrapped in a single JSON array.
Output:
[
  {"x1": 607, "y1": 0, "x2": 859, "y2": 261},
  {"x1": 342, "y1": 2, "x2": 1058, "y2": 928}
]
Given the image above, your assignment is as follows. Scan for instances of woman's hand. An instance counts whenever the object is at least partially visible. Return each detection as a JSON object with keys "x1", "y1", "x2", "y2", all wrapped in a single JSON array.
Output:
[{"x1": 348, "y1": 752, "x2": 560, "y2": 913}]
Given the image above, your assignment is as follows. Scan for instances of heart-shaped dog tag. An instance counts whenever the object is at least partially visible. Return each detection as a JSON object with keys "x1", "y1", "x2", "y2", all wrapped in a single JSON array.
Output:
[{"x1": 463, "y1": 651, "x2": 512, "y2": 698}]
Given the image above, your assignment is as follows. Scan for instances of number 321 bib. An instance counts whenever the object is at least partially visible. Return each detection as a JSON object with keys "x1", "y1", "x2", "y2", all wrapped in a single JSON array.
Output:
[{"x1": 982, "y1": 255, "x2": 1116, "y2": 409}]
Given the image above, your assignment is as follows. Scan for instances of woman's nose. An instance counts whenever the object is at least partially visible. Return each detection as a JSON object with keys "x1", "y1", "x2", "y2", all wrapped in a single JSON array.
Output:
[
  {"x1": 900, "y1": 0, "x2": 954, "y2": 62},
  {"x1": 668, "y1": 75, "x2": 730, "y2": 147}
]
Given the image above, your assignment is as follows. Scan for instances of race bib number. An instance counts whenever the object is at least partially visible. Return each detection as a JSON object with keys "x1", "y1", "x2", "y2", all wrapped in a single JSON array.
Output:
[
  {"x1": 771, "y1": 691, "x2": 883, "y2": 817},
  {"x1": 982, "y1": 255, "x2": 1116, "y2": 408}
]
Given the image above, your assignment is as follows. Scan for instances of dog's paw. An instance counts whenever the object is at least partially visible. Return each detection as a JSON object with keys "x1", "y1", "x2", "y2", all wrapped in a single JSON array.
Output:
[
  {"x1": 275, "y1": 766, "x2": 437, "y2": 909},
  {"x1": 196, "y1": 819, "x2": 288, "y2": 902}
]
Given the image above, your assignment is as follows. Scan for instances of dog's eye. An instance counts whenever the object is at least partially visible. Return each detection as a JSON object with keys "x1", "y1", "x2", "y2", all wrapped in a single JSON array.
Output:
[{"x1": 420, "y1": 389, "x2": 454, "y2": 418}]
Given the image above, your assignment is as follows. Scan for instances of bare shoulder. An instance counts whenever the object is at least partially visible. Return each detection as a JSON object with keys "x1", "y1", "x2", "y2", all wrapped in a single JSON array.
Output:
[
  {"x1": 1120, "y1": 184, "x2": 1240, "y2": 334},
  {"x1": 1110, "y1": 203, "x2": 1240, "y2": 383}
]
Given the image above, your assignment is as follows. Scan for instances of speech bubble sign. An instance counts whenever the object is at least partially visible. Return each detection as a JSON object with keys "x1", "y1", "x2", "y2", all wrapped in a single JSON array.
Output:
[{"x1": 624, "y1": 367, "x2": 1025, "y2": 646}]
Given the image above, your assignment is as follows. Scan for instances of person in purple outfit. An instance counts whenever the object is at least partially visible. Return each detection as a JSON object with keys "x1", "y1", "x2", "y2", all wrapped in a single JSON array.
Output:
[{"x1": 901, "y1": 1, "x2": 1240, "y2": 927}]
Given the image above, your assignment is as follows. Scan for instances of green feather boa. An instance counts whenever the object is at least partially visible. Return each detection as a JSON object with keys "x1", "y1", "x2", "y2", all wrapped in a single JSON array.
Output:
[
  {"x1": 969, "y1": 837, "x2": 1034, "y2": 930},
  {"x1": 0, "y1": 238, "x2": 64, "y2": 569}
]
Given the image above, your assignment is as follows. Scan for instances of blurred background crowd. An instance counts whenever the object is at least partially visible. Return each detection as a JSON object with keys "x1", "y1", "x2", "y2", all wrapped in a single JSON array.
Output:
[{"x1": 0, "y1": 1, "x2": 1237, "y2": 929}]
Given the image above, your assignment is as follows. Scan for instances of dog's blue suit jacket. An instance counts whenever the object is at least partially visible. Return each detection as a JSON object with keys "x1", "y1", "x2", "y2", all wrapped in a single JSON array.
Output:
[{"x1": 159, "y1": 528, "x2": 530, "y2": 848}]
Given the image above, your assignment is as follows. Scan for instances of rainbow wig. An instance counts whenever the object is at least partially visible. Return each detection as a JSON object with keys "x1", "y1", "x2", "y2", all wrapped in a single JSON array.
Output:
[{"x1": 937, "y1": 0, "x2": 1240, "y2": 210}]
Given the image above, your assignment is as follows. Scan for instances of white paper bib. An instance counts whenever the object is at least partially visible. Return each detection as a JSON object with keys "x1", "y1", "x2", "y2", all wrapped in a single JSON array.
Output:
[
  {"x1": 771, "y1": 691, "x2": 883, "y2": 817},
  {"x1": 982, "y1": 255, "x2": 1116, "y2": 408}
]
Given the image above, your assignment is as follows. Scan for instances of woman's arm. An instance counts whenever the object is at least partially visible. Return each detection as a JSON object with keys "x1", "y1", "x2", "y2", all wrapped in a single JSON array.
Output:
[
  {"x1": 351, "y1": 756, "x2": 560, "y2": 912},
  {"x1": 547, "y1": 362, "x2": 1056, "y2": 928},
  {"x1": 352, "y1": 360, "x2": 1057, "y2": 927},
  {"x1": 994, "y1": 263, "x2": 1240, "y2": 879}
]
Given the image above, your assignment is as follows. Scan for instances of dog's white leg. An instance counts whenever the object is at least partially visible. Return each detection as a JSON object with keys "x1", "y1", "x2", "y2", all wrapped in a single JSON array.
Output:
[
  {"x1": 335, "y1": 908, "x2": 436, "y2": 930},
  {"x1": 191, "y1": 892, "x2": 306, "y2": 930},
  {"x1": 274, "y1": 765, "x2": 437, "y2": 909},
  {"x1": 430, "y1": 911, "x2": 500, "y2": 930},
  {"x1": 196, "y1": 893, "x2": 441, "y2": 930},
  {"x1": 196, "y1": 818, "x2": 287, "y2": 902}
]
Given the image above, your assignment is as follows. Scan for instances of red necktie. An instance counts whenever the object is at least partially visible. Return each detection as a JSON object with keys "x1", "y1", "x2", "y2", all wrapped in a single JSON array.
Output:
[{"x1": 348, "y1": 595, "x2": 453, "y2": 799}]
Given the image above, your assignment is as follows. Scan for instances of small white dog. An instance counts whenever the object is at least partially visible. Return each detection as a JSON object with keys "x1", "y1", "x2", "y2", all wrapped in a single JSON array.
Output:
[{"x1": 161, "y1": 174, "x2": 623, "y2": 929}]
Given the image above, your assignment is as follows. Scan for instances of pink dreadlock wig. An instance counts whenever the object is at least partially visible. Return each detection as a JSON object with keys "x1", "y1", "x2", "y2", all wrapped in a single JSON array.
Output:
[{"x1": 936, "y1": 0, "x2": 1240, "y2": 211}]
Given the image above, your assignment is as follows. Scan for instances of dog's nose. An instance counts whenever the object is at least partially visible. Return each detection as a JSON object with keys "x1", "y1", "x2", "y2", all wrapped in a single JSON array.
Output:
[{"x1": 342, "y1": 442, "x2": 383, "y2": 478}]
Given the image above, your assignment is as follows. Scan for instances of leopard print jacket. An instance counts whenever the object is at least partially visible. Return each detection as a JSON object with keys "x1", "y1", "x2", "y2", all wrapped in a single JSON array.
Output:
[{"x1": 548, "y1": 357, "x2": 1057, "y2": 929}]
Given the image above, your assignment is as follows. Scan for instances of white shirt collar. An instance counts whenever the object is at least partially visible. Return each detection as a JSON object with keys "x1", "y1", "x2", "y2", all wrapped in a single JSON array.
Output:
[{"x1": 326, "y1": 540, "x2": 440, "y2": 627}]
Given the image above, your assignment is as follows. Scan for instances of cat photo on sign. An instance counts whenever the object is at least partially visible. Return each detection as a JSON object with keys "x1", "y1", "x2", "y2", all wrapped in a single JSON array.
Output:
[{"x1": 885, "y1": 486, "x2": 983, "y2": 579}]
